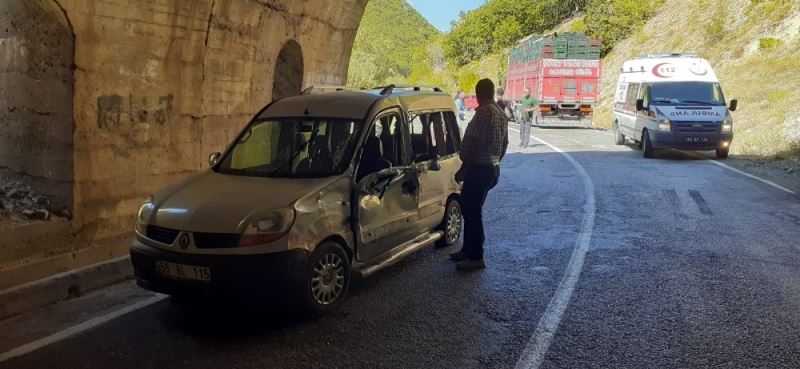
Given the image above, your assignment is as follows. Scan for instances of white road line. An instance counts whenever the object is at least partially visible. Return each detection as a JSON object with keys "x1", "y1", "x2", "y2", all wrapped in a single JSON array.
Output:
[
  {"x1": 509, "y1": 127, "x2": 596, "y2": 369},
  {"x1": 0, "y1": 294, "x2": 167, "y2": 363},
  {"x1": 681, "y1": 151, "x2": 796, "y2": 195}
]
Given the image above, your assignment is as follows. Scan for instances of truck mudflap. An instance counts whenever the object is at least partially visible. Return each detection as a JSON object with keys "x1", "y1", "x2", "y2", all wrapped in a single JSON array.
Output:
[{"x1": 534, "y1": 114, "x2": 593, "y2": 128}]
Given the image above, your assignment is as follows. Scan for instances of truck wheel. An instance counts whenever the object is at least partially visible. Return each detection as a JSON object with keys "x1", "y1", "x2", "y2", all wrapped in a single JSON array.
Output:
[
  {"x1": 614, "y1": 121, "x2": 626, "y2": 145},
  {"x1": 716, "y1": 146, "x2": 729, "y2": 159},
  {"x1": 295, "y1": 241, "x2": 351, "y2": 315},
  {"x1": 436, "y1": 198, "x2": 462, "y2": 248},
  {"x1": 642, "y1": 130, "x2": 655, "y2": 158}
]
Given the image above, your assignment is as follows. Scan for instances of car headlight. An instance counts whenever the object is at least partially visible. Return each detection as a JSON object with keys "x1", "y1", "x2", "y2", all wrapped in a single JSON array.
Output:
[
  {"x1": 658, "y1": 119, "x2": 671, "y2": 132},
  {"x1": 135, "y1": 196, "x2": 154, "y2": 235},
  {"x1": 722, "y1": 114, "x2": 733, "y2": 132},
  {"x1": 238, "y1": 208, "x2": 296, "y2": 247}
]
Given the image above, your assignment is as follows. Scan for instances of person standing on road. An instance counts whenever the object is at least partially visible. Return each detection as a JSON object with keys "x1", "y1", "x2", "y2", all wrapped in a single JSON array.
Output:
[
  {"x1": 450, "y1": 78, "x2": 509, "y2": 271},
  {"x1": 519, "y1": 88, "x2": 538, "y2": 148},
  {"x1": 495, "y1": 87, "x2": 515, "y2": 121},
  {"x1": 454, "y1": 91, "x2": 467, "y2": 121}
]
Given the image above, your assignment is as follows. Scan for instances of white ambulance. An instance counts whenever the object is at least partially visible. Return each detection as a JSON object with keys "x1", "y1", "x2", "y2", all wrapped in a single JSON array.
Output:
[{"x1": 612, "y1": 53, "x2": 737, "y2": 159}]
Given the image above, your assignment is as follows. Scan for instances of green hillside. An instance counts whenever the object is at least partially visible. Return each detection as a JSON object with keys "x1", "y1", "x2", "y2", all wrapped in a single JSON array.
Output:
[{"x1": 347, "y1": 0, "x2": 440, "y2": 88}]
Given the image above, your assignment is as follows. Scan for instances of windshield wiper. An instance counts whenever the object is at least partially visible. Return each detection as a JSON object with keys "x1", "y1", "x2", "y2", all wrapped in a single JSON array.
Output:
[
  {"x1": 679, "y1": 100, "x2": 719, "y2": 106},
  {"x1": 653, "y1": 98, "x2": 676, "y2": 104},
  {"x1": 270, "y1": 127, "x2": 320, "y2": 175}
]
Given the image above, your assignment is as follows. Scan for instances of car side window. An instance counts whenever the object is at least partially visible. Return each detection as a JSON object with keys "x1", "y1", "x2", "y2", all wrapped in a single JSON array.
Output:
[
  {"x1": 640, "y1": 84, "x2": 651, "y2": 110},
  {"x1": 430, "y1": 112, "x2": 457, "y2": 156},
  {"x1": 375, "y1": 113, "x2": 404, "y2": 166},
  {"x1": 408, "y1": 112, "x2": 433, "y2": 160},
  {"x1": 625, "y1": 83, "x2": 640, "y2": 109},
  {"x1": 356, "y1": 113, "x2": 403, "y2": 182},
  {"x1": 442, "y1": 111, "x2": 461, "y2": 149}
]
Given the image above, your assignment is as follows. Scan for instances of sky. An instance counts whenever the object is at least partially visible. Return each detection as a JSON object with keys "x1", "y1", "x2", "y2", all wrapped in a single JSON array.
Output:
[{"x1": 405, "y1": 0, "x2": 486, "y2": 33}]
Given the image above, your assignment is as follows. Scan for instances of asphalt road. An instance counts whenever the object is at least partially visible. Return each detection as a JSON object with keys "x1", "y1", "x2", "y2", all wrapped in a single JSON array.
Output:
[{"x1": 3, "y1": 126, "x2": 800, "y2": 369}]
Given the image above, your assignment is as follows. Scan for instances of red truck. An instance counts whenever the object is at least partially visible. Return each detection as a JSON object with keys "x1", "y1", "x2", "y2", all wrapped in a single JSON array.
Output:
[{"x1": 505, "y1": 32, "x2": 602, "y2": 128}]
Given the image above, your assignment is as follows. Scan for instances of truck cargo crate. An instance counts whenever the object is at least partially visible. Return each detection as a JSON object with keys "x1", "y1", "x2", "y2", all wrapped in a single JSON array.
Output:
[{"x1": 506, "y1": 32, "x2": 603, "y2": 128}]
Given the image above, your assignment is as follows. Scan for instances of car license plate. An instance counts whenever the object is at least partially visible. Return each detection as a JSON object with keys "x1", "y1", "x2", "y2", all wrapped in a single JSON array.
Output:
[
  {"x1": 685, "y1": 137, "x2": 709, "y2": 144},
  {"x1": 155, "y1": 260, "x2": 211, "y2": 282}
]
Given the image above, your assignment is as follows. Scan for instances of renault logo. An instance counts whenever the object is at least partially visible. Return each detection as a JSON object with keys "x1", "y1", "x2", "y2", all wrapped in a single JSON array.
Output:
[{"x1": 178, "y1": 233, "x2": 190, "y2": 249}]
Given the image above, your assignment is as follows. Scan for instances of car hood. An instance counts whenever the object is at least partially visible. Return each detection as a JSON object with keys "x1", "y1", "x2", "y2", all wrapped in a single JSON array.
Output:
[
  {"x1": 148, "y1": 171, "x2": 339, "y2": 233},
  {"x1": 654, "y1": 106, "x2": 727, "y2": 122}
]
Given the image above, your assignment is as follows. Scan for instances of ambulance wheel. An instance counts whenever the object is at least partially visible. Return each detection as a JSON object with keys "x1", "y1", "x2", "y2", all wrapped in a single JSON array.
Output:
[
  {"x1": 642, "y1": 130, "x2": 654, "y2": 158},
  {"x1": 614, "y1": 121, "x2": 625, "y2": 145},
  {"x1": 716, "y1": 146, "x2": 729, "y2": 159}
]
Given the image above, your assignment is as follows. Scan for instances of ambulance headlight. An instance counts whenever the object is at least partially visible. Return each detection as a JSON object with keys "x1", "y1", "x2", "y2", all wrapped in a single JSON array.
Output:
[
  {"x1": 722, "y1": 114, "x2": 733, "y2": 132},
  {"x1": 658, "y1": 119, "x2": 671, "y2": 132}
]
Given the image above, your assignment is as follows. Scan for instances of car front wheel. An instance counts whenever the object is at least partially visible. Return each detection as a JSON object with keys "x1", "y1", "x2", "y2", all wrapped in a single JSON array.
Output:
[
  {"x1": 614, "y1": 121, "x2": 626, "y2": 145},
  {"x1": 642, "y1": 130, "x2": 655, "y2": 158},
  {"x1": 436, "y1": 198, "x2": 462, "y2": 248},
  {"x1": 716, "y1": 146, "x2": 729, "y2": 159},
  {"x1": 297, "y1": 241, "x2": 350, "y2": 315}
]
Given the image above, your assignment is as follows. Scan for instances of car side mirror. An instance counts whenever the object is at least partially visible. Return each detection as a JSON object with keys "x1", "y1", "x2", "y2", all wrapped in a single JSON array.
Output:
[
  {"x1": 208, "y1": 152, "x2": 221, "y2": 167},
  {"x1": 729, "y1": 99, "x2": 738, "y2": 112},
  {"x1": 635, "y1": 99, "x2": 645, "y2": 111}
]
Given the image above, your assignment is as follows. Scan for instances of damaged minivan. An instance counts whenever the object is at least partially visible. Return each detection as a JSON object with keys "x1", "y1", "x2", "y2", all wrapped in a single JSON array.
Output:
[{"x1": 130, "y1": 85, "x2": 463, "y2": 313}]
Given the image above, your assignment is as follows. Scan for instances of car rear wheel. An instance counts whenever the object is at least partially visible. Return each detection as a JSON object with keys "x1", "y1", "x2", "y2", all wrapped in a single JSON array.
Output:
[
  {"x1": 716, "y1": 146, "x2": 729, "y2": 159},
  {"x1": 614, "y1": 121, "x2": 626, "y2": 145},
  {"x1": 642, "y1": 130, "x2": 655, "y2": 158},
  {"x1": 297, "y1": 241, "x2": 350, "y2": 315},
  {"x1": 436, "y1": 198, "x2": 463, "y2": 248}
]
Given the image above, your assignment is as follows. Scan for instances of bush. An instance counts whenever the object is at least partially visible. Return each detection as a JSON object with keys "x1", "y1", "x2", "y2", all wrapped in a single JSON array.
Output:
[
  {"x1": 759, "y1": 38, "x2": 784, "y2": 50},
  {"x1": 705, "y1": 11, "x2": 726, "y2": 43},
  {"x1": 583, "y1": 0, "x2": 664, "y2": 55},
  {"x1": 766, "y1": 90, "x2": 789, "y2": 103},
  {"x1": 570, "y1": 18, "x2": 588, "y2": 32}
]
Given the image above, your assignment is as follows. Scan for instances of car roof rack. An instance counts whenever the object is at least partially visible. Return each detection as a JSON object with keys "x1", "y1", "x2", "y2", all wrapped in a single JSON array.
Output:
[
  {"x1": 375, "y1": 84, "x2": 443, "y2": 95},
  {"x1": 634, "y1": 52, "x2": 700, "y2": 59},
  {"x1": 300, "y1": 85, "x2": 355, "y2": 95}
]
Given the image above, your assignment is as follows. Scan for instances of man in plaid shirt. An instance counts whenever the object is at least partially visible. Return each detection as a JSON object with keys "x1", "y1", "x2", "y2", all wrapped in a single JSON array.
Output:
[{"x1": 450, "y1": 78, "x2": 509, "y2": 271}]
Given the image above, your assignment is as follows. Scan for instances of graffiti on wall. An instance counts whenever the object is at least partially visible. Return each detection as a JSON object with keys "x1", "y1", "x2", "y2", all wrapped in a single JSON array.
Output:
[{"x1": 97, "y1": 94, "x2": 174, "y2": 129}]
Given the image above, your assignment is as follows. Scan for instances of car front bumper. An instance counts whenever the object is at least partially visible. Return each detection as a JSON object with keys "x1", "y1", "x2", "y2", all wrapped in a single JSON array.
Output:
[
  {"x1": 130, "y1": 239, "x2": 308, "y2": 299},
  {"x1": 650, "y1": 131, "x2": 733, "y2": 150}
]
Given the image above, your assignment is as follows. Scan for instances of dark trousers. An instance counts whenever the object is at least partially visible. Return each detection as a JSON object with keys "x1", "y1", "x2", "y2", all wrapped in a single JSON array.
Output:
[
  {"x1": 461, "y1": 164, "x2": 500, "y2": 260},
  {"x1": 519, "y1": 115, "x2": 531, "y2": 147}
]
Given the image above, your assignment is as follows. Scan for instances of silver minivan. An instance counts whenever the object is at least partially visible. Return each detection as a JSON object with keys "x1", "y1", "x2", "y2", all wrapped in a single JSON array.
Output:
[{"x1": 130, "y1": 85, "x2": 464, "y2": 313}]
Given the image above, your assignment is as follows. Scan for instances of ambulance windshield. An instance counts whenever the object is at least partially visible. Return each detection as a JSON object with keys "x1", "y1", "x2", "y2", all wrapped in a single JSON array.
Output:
[{"x1": 650, "y1": 82, "x2": 726, "y2": 106}]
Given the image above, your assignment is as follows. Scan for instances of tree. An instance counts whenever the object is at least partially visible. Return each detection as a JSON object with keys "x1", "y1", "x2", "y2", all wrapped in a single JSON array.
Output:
[{"x1": 444, "y1": 0, "x2": 589, "y2": 67}]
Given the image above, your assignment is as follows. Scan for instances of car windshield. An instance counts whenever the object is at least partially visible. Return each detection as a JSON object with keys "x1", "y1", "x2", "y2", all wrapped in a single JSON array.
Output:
[
  {"x1": 215, "y1": 118, "x2": 362, "y2": 178},
  {"x1": 650, "y1": 82, "x2": 726, "y2": 106}
]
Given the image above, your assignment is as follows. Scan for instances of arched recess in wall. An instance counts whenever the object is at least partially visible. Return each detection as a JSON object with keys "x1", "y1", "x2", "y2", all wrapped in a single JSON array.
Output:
[
  {"x1": 0, "y1": 0, "x2": 75, "y2": 221},
  {"x1": 272, "y1": 40, "x2": 304, "y2": 100}
]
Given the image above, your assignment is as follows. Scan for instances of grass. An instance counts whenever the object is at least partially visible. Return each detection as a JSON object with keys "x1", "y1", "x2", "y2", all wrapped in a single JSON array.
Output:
[{"x1": 759, "y1": 38, "x2": 784, "y2": 50}]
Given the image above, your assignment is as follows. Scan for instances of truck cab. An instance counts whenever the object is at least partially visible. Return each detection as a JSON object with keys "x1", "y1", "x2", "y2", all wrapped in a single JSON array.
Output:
[{"x1": 613, "y1": 53, "x2": 738, "y2": 159}]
